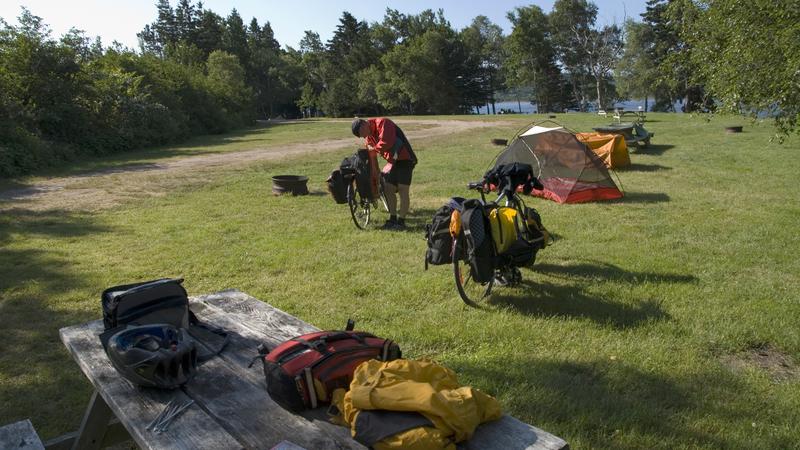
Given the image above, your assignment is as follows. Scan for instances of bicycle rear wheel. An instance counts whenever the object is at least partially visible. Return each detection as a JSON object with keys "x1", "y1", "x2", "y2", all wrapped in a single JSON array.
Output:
[
  {"x1": 348, "y1": 180, "x2": 371, "y2": 229},
  {"x1": 453, "y1": 234, "x2": 493, "y2": 306}
]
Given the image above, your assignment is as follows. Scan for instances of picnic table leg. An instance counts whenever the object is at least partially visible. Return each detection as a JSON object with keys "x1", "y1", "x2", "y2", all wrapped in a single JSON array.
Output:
[{"x1": 70, "y1": 390, "x2": 112, "y2": 450}]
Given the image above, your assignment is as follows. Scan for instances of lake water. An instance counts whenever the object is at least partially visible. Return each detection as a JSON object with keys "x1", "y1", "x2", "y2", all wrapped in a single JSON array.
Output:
[{"x1": 473, "y1": 98, "x2": 683, "y2": 114}]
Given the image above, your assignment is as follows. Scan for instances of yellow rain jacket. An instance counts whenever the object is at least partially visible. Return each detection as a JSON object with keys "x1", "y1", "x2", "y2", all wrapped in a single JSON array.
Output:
[{"x1": 331, "y1": 359, "x2": 503, "y2": 450}]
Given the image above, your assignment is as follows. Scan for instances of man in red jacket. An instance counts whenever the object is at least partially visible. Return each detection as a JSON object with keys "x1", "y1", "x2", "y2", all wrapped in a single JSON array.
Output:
[{"x1": 352, "y1": 118, "x2": 417, "y2": 230}]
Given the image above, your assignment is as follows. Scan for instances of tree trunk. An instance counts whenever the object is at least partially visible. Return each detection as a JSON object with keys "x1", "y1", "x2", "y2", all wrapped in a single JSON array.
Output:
[{"x1": 595, "y1": 77, "x2": 602, "y2": 111}]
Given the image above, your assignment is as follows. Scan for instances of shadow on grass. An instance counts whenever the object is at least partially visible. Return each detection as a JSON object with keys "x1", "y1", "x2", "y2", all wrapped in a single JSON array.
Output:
[
  {"x1": 624, "y1": 163, "x2": 672, "y2": 172},
  {"x1": 534, "y1": 261, "x2": 697, "y2": 284},
  {"x1": 486, "y1": 260, "x2": 697, "y2": 327},
  {"x1": 0, "y1": 209, "x2": 114, "y2": 438},
  {"x1": 615, "y1": 192, "x2": 671, "y2": 204},
  {"x1": 455, "y1": 356, "x2": 761, "y2": 449},
  {"x1": 0, "y1": 122, "x2": 330, "y2": 192},
  {"x1": 489, "y1": 279, "x2": 669, "y2": 328},
  {"x1": 635, "y1": 144, "x2": 674, "y2": 156}
]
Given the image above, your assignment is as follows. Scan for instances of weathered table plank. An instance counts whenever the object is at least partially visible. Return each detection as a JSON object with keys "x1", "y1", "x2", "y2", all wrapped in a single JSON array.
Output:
[
  {"x1": 189, "y1": 294, "x2": 361, "y2": 448},
  {"x1": 60, "y1": 322, "x2": 243, "y2": 450},
  {"x1": 0, "y1": 419, "x2": 44, "y2": 450}
]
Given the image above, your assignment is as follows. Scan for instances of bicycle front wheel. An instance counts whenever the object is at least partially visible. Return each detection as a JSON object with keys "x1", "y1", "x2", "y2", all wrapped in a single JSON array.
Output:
[
  {"x1": 348, "y1": 181, "x2": 371, "y2": 229},
  {"x1": 453, "y1": 234, "x2": 493, "y2": 306}
]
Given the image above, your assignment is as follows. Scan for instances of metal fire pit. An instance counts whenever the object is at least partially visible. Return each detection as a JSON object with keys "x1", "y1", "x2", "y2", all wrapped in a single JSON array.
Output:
[{"x1": 271, "y1": 175, "x2": 309, "y2": 196}]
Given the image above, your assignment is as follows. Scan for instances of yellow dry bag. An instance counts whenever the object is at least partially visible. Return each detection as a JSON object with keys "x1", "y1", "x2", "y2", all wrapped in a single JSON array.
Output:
[{"x1": 489, "y1": 207, "x2": 522, "y2": 255}]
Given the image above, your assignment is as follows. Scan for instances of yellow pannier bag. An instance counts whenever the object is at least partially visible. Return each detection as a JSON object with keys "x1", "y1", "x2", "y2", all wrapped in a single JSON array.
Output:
[
  {"x1": 489, "y1": 206, "x2": 522, "y2": 255},
  {"x1": 331, "y1": 359, "x2": 503, "y2": 450}
]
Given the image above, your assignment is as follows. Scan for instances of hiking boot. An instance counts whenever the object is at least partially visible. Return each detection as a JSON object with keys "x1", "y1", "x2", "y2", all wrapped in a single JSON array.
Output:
[{"x1": 494, "y1": 274, "x2": 509, "y2": 286}]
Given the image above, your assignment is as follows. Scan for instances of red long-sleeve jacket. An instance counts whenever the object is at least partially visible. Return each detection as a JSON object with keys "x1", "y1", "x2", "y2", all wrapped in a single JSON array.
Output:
[{"x1": 364, "y1": 118, "x2": 413, "y2": 164}]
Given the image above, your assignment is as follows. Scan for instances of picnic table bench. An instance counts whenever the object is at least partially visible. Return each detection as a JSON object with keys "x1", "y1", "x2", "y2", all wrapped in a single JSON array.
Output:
[
  {"x1": 612, "y1": 110, "x2": 646, "y2": 124},
  {"x1": 57, "y1": 289, "x2": 569, "y2": 450}
]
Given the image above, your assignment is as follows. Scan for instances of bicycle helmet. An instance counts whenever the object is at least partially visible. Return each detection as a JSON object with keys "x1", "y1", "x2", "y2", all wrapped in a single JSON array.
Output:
[{"x1": 105, "y1": 324, "x2": 198, "y2": 389}]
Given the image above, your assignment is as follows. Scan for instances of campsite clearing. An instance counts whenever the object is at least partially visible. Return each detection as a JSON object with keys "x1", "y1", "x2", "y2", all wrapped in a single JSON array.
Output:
[{"x1": 1, "y1": 113, "x2": 798, "y2": 449}]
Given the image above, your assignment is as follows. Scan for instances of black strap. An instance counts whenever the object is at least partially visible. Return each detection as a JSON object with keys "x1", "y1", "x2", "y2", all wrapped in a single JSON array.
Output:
[
  {"x1": 188, "y1": 310, "x2": 230, "y2": 363},
  {"x1": 290, "y1": 336, "x2": 328, "y2": 353},
  {"x1": 392, "y1": 125, "x2": 417, "y2": 165}
]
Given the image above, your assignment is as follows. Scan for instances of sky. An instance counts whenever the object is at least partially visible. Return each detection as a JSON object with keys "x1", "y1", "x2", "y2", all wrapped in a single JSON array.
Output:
[{"x1": 0, "y1": 0, "x2": 650, "y2": 51}]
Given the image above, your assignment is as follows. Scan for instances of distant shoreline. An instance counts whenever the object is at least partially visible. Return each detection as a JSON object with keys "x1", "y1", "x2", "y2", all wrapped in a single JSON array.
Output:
[{"x1": 474, "y1": 98, "x2": 684, "y2": 114}]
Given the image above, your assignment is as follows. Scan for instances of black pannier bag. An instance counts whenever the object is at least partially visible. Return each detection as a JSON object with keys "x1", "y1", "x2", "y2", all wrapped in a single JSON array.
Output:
[
  {"x1": 326, "y1": 169, "x2": 349, "y2": 204},
  {"x1": 340, "y1": 149, "x2": 373, "y2": 201},
  {"x1": 459, "y1": 199, "x2": 496, "y2": 283},
  {"x1": 424, "y1": 197, "x2": 464, "y2": 269}
]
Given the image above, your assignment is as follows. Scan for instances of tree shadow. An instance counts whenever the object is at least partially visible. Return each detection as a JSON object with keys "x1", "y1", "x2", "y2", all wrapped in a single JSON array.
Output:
[
  {"x1": 0, "y1": 122, "x2": 322, "y2": 186},
  {"x1": 0, "y1": 209, "x2": 115, "y2": 438},
  {"x1": 489, "y1": 279, "x2": 669, "y2": 329},
  {"x1": 614, "y1": 192, "x2": 671, "y2": 204},
  {"x1": 455, "y1": 356, "x2": 759, "y2": 449},
  {"x1": 0, "y1": 208, "x2": 112, "y2": 244},
  {"x1": 623, "y1": 163, "x2": 672, "y2": 172},
  {"x1": 486, "y1": 259, "x2": 697, "y2": 328},
  {"x1": 635, "y1": 144, "x2": 674, "y2": 156},
  {"x1": 534, "y1": 260, "x2": 697, "y2": 285}
]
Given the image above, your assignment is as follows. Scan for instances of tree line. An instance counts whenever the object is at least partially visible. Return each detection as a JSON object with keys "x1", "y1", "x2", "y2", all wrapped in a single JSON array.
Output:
[{"x1": 1, "y1": 0, "x2": 797, "y2": 177}]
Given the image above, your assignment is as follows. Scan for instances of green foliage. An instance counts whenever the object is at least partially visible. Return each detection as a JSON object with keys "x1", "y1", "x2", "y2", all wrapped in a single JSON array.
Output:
[
  {"x1": 380, "y1": 29, "x2": 464, "y2": 114},
  {"x1": 205, "y1": 50, "x2": 253, "y2": 127},
  {"x1": 615, "y1": 19, "x2": 658, "y2": 109},
  {"x1": 460, "y1": 16, "x2": 506, "y2": 111},
  {"x1": 639, "y1": 0, "x2": 707, "y2": 112},
  {"x1": 505, "y1": 6, "x2": 564, "y2": 112},
  {"x1": 549, "y1": 0, "x2": 598, "y2": 110},
  {"x1": 687, "y1": 0, "x2": 800, "y2": 137},
  {"x1": 4, "y1": 0, "x2": 799, "y2": 178}
]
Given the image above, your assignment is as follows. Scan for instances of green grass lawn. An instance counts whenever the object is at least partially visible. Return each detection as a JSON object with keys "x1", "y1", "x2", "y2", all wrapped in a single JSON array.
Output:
[{"x1": 1, "y1": 113, "x2": 798, "y2": 449}]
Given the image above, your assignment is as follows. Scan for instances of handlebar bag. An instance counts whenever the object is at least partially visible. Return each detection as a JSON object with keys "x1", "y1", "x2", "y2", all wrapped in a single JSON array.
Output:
[
  {"x1": 100, "y1": 278, "x2": 229, "y2": 363},
  {"x1": 101, "y1": 278, "x2": 189, "y2": 330}
]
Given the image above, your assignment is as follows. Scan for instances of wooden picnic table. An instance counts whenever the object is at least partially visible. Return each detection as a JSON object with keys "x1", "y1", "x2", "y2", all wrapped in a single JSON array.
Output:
[
  {"x1": 593, "y1": 123, "x2": 652, "y2": 148},
  {"x1": 58, "y1": 289, "x2": 568, "y2": 450}
]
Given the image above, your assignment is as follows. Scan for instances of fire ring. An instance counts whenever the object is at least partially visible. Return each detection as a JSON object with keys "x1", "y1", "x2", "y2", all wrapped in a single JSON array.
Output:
[{"x1": 271, "y1": 175, "x2": 309, "y2": 196}]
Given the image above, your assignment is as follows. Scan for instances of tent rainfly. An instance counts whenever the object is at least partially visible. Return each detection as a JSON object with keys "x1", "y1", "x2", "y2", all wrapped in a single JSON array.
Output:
[
  {"x1": 493, "y1": 123, "x2": 623, "y2": 204},
  {"x1": 576, "y1": 132, "x2": 631, "y2": 169}
]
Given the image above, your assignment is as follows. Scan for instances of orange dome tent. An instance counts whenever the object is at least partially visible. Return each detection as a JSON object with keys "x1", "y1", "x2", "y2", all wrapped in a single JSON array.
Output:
[{"x1": 576, "y1": 132, "x2": 630, "y2": 169}]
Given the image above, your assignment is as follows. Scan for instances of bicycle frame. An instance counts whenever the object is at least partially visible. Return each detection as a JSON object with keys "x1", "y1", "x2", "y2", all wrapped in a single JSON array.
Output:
[{"x1": 453, "y1": 181, "x2": 542, "y2": 306}]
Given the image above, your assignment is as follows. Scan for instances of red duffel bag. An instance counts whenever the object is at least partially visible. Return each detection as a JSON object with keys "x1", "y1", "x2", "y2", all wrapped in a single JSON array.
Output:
[{"x1": 256, "y1": 321, "x2": 401, "y2": 412}]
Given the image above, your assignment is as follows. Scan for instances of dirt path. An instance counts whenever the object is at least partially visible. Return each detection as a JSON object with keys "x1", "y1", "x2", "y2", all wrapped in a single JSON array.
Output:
[{"x1": 0, "y1": 119, "x2": 508, "y2": 212}]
